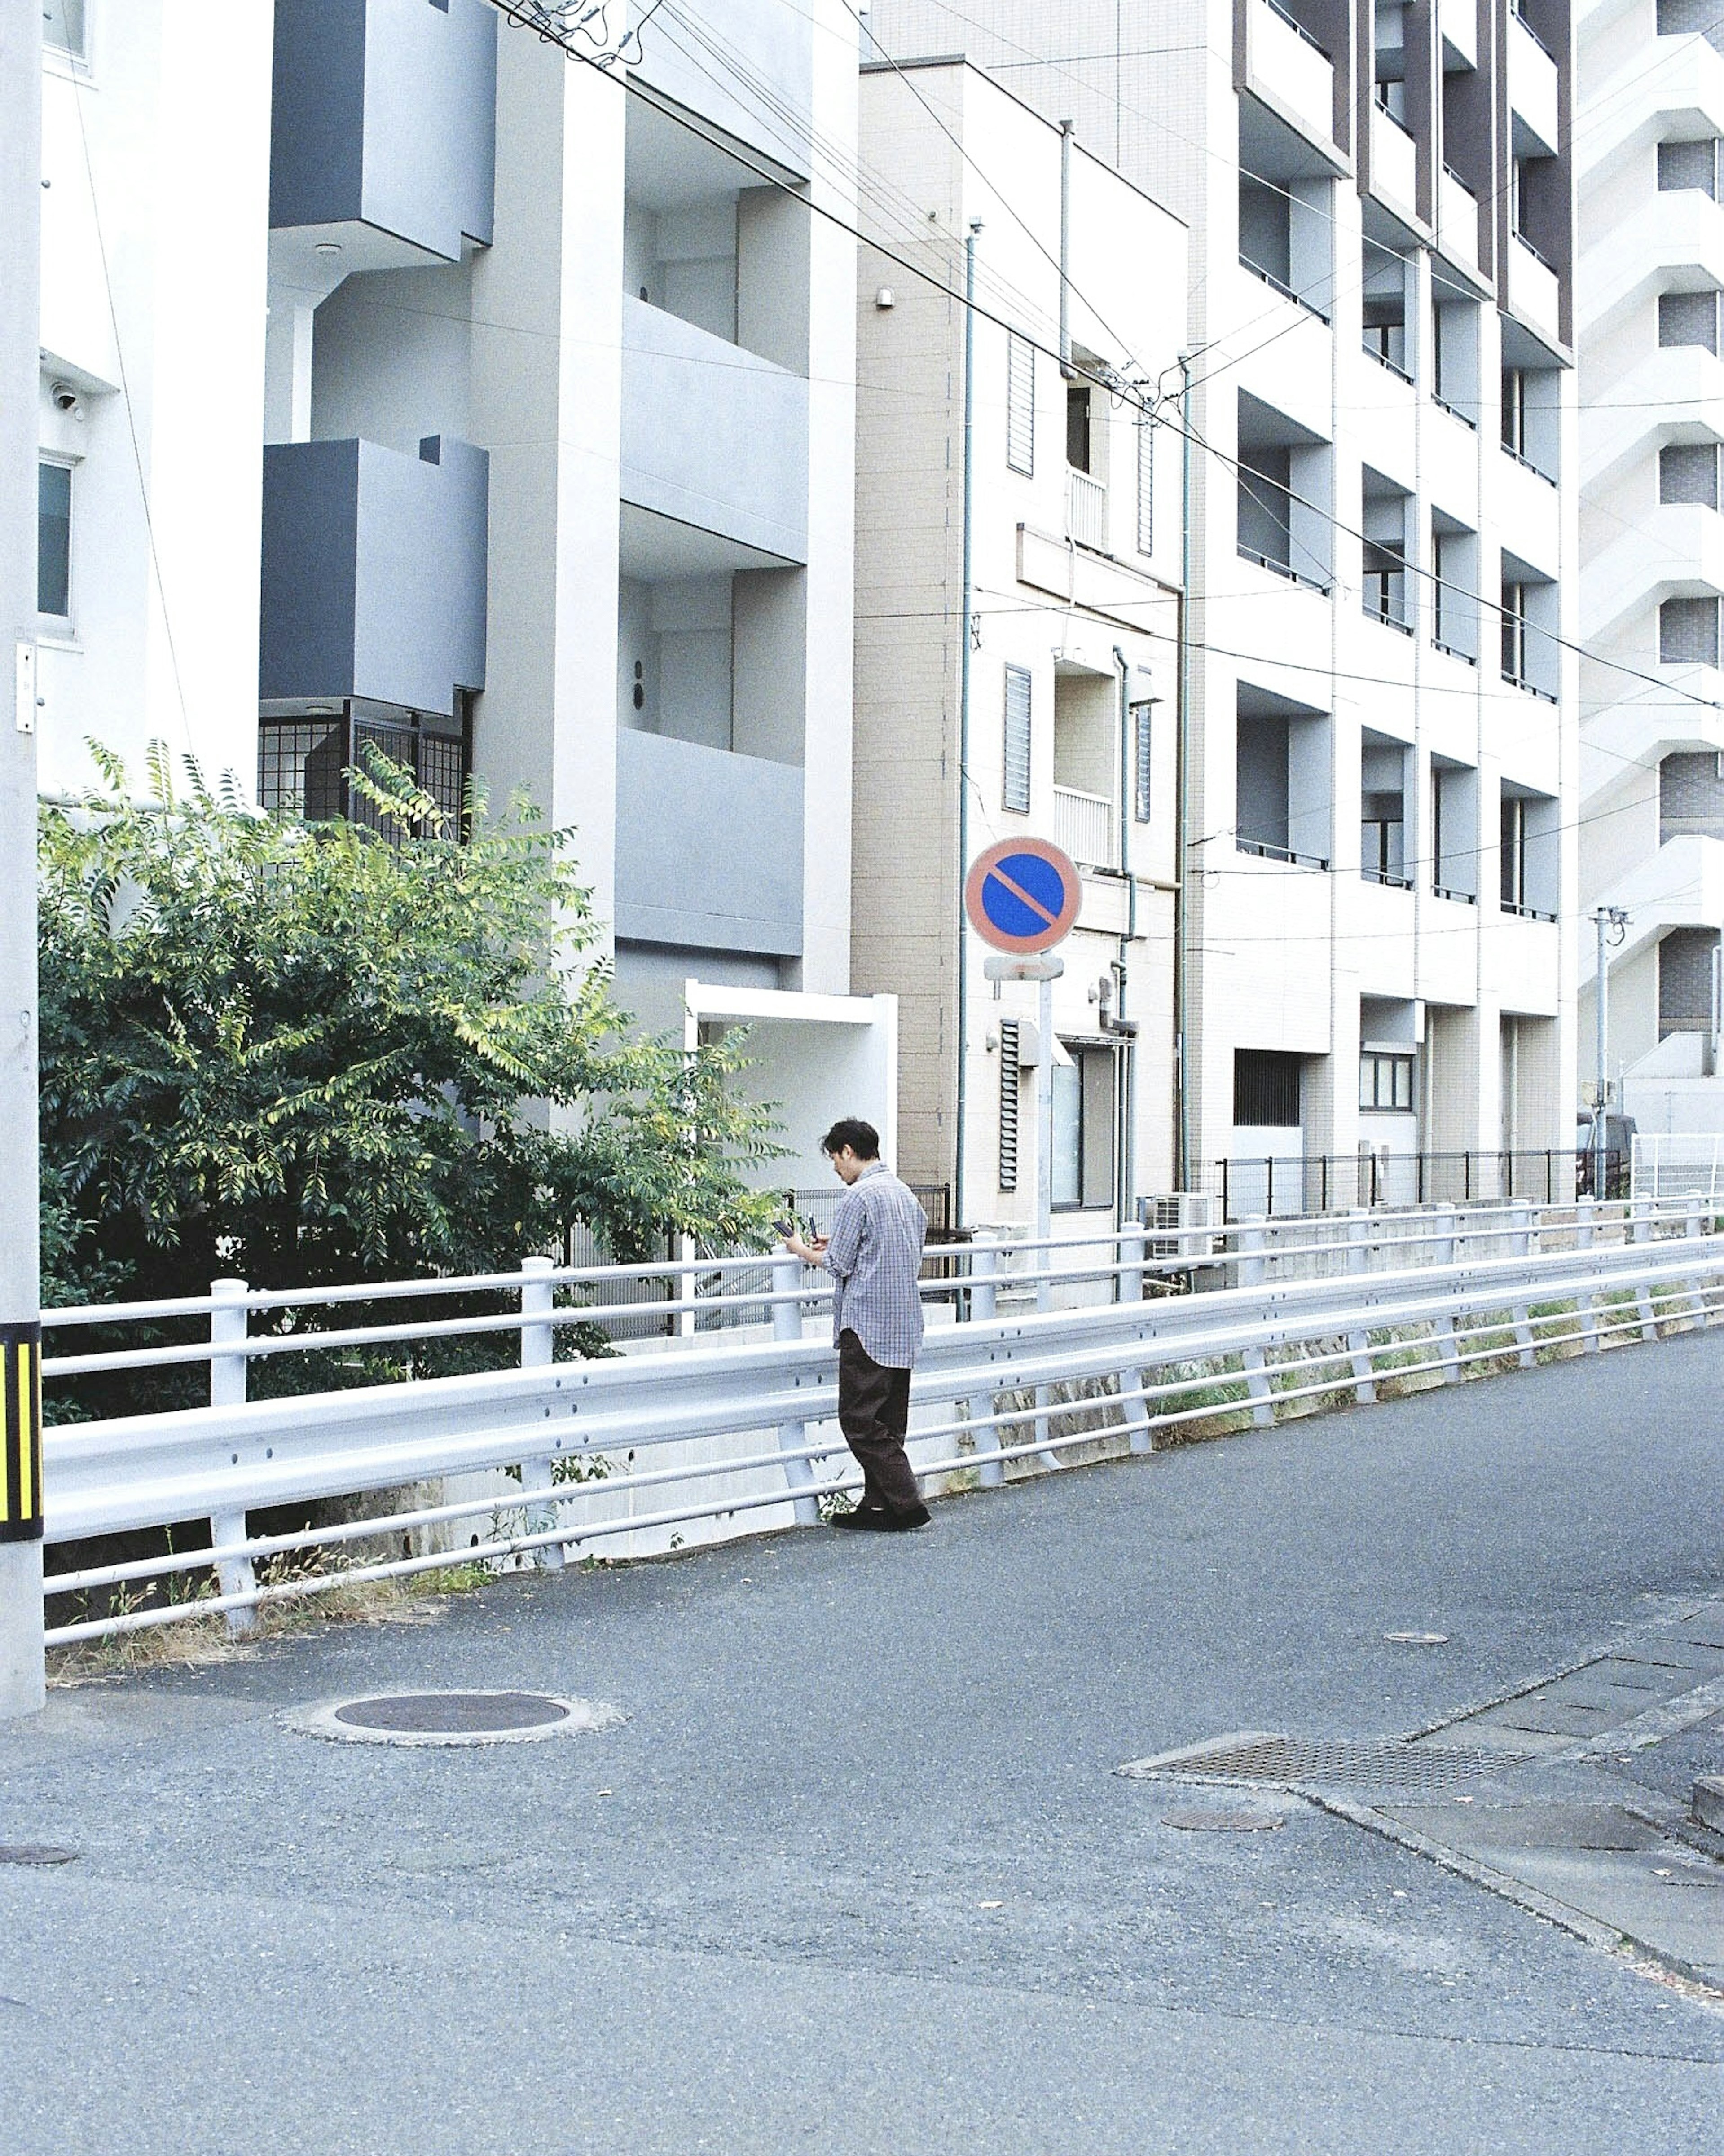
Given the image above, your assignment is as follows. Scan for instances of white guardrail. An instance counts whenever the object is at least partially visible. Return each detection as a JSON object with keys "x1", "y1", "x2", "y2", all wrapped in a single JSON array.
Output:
[{"x1": 39, "y1": 1195, "x2": 1724, "y2": 1645}]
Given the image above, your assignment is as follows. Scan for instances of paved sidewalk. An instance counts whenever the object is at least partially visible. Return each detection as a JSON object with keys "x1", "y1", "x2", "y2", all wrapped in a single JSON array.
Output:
[{"x1": 3, "y1": 1327, "x2": 1723, "y2": 2152}]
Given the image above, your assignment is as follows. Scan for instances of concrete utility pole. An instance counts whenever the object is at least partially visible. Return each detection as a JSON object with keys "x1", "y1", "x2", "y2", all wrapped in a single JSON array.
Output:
[
  {"x1": 1592, "y1": 904, "x2": 1628, "y2": 1204},
  {"x1": 0, "y1": 0, "x2": 45, "y2": 1719}
]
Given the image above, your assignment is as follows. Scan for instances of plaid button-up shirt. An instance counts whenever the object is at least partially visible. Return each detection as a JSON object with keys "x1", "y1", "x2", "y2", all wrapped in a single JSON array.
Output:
[{"x1": 821, "y1": 1161, "x2": 926, "y2": 1368}]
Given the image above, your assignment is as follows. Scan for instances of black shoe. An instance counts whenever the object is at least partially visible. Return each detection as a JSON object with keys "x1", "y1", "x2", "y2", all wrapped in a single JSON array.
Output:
[{"x1": 834, "y1": 1503, "x2": 931, "y2": 1533}]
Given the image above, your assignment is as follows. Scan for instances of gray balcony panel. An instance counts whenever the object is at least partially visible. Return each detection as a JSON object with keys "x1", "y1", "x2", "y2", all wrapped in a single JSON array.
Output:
[
  {"x1": 615, "y1": 729, "x2": 804, "y2": 957},
  {"x1": 261, "y1": 434, "x2": 488, "y2": 714},
  {"x1": 271, "y1": 0, "x2": 496, "y2": 260},
  {"x1": 634, "y1": 0, "x2": 812, "y2": 180},
  {"x1": 621, "y1": 297, "x2": 809, "y2": 563}
]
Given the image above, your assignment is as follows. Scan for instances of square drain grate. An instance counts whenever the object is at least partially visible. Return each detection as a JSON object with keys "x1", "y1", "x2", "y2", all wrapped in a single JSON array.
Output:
[{"x1": 1118, "y1": 1731, "x2": 1528, "y2": 1796}]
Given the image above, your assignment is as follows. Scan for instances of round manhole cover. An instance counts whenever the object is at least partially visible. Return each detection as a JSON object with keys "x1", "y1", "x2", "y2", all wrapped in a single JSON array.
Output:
[
  {"x1": 283, "y1": 1690, "x2": 625, "y2": 1748},
  {"x1": 1160, "y1": 1807, "x2": 1289, "y2": 1833}
]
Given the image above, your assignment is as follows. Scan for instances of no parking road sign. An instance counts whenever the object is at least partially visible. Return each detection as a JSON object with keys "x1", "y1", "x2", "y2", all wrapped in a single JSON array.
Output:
[{"x1": 963, "y1": 838, "x2": 1081, "y2": 955}]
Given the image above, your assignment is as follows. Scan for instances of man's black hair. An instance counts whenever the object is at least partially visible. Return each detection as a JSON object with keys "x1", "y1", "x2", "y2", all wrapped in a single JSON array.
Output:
[{"x1": 822, "y1": 1117, "x2": 880, "y2": 1160}]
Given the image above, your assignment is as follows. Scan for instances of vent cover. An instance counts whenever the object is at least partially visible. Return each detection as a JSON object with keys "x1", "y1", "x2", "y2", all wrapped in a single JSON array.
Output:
[{"x1": 1118, "y1": 1731, "x2": 1528, "y2": 1796}]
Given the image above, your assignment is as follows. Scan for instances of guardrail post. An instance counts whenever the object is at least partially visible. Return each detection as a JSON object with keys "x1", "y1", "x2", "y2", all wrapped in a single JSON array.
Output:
[
  {"x1": 1684, "y1": 1196, "x2": 1707, "y2": 1325},
  {"x1": 1237, "y1": 1219, "x2": 1274, "y2": 1427},
  {"x1": 1575, "y1": 1197, "x2": 1600, "y2": 1353},
  {"x1": 1116, "y1": 1226, "x2": 1155, "y2": 1452},
  {"x1": 518, "y1": 1256, "x2": 565, "y2": 1571},
  {"x1": 771, "y1": 1255, "x2": 820, "y2": 1526},
  {"x1": 1344, "y1": 1211, "x2": 1375, "y2": 1404},
  {"x1": 1629, "y1": 1199, "x2": 1658, "y2": 1342},
  {"x1": 1510, "y1": 1201, "x2": 1535, "y2": 1365},
  {"x1": 1431, "y1": 1207, "x2": 1461, "y2": 1380},
  {"x1": 208, "y1": 1278, "x2": 256, "y2": 1633},
  {"x1": 966, "y1": 1236, "x2": 1006, "y2": 1487}
]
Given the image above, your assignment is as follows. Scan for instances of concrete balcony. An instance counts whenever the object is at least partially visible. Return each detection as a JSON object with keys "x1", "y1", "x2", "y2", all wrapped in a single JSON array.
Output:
[
  {"x1": 1581, "y1": 833, "x2": 1724, "y2": 986},
  {"x1": 1577, "y1": 190, "x2": 1724, "y2": 338},
  {"x1": 1582, "y1": 344, "x2": 1724, "y2": 490},
  {"x1": 1438, "y1": 0, "x2": 1477, "y2": 70},
  {"x1": 1243, "y1": 0, "x2": 1338, "y2": 159},
  {"x1": 1437, "y1": 166, "x2": 1481, "y2": 278},
  {"x1": 1578, "y1": 25, "x2": 1724, "y2": 180},
  {"x1": 1506, "y1": 235, "x2": 1562, "y2": 345},
  {"x1": 1370, "y1": 106, "x2": 1420, "y2": 222},
  {"x1": 269, "y1": 0, "x2": 496, "y2": 268},
  {"x1": 1582, "y1": 501, "x2": 1724, "y2": 645},
  {"x1": 621, "y1": 296, "x2": 809, "y2": 564},
  {"x1": 259, "y1": 434, "x2": 488, "y2": 714},
  {"x1": 614, "y1": 729, "x2": 804, "y2": 957},
  {"x1": 1508, "y1": 12, "x2": 1560, "y2": 158}
]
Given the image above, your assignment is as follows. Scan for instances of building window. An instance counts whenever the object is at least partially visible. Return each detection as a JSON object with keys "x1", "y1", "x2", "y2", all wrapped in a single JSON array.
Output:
[
  {"x1": 1359, "y1": 1052, "x2": 1414, "y2": 1113},
  {"x1": 1500, "y1": 580, "x2": 1529, "y2": 685},
  {"x1": 1660, "y1": 442, "x2": 1722, "y2": 507},
  {"x1": 42, "y1": 0, "x2": 88, "y2": 60},
  {"x1": 998, "y1": 1019, "x2": 1020, "y2": 1192},
  {"x1": 37, "y1": 460, "x2": 71, "y2": 621},
  {"x1": 1006, "y1": 333, "x2": 1035, "y2": 476},
  {"x1": 1660, "y1": 594, "x2": 1721, "y2": 664},
  {"x1": 1051, "y1": 1042, "x2": 1115, "y2": 1209},
  {"x1": 1066, "y1": 383, "x2": 1092, "y2": 473},
  {"x1": 258, "y1": 703, "x2": 471, "y2": 844},
  {"x1": 1658, "y1": 137, "x2": 1722, "y2": 198},
  {"x1": 1233, "y1": 1049, "x2": 1302, "y2": 1129},
  {"x1": 1659, "y1": 290, "x2": 1721, "y2": 353},
  {"x1": 1133, "y1": 700, "x2": 1153, "y2": 823},
  {"x1": 1135, "y1": 414, "x2": 1154, "y2": 554},
  {"x1": 1002, "y1": 664, "x2": 1032, "y2": 812}
]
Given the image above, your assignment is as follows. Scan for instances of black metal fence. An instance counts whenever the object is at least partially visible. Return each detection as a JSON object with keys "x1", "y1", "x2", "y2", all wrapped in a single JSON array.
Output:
[{"x1": 1209, "y1": 1149, "x2": 1624, "y2": 1221}]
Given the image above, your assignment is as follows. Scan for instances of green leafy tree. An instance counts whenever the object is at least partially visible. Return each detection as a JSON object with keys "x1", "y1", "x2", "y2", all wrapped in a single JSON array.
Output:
[{"x1": 39, "y1": 744, "x2": 781, "y2": 1322}]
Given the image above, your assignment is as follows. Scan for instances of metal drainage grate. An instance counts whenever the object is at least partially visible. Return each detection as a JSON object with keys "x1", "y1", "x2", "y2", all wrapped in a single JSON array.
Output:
[
  {"x1": 1118, "y1": 1731, "x2": 1527, "y2": 1797},
  {"x1": 283, "y1": 1689, "x2": 625, "y2": 1749}
]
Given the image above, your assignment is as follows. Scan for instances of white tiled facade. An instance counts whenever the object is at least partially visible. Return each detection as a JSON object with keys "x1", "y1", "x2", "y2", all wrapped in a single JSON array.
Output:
[
  {"x1": 851, "y1": 61, "x2": 1184, "y2": 1230},
  {"x1": 1578, "y1": 0, "x2": 1724, "y2": 1137},
  {"x1": 870, "y1": 0, "x2": 1579, "y2": 1210}
]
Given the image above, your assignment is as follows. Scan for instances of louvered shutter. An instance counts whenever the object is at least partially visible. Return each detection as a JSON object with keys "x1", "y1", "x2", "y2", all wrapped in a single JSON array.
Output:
[
  {"x1": 1006, "y1": 335, "x2": 1035, "y2": 475},
  {"x1": 1003, "y1": 665, "x2": 1032, "y2": 811},
  {"x1": 1135, "y1": 414, "x2": 1154, "y2": 555},
  {"x1": 998, "y1": 1021, "x2": 1020, "y2": 1191},
  {"x1": 1134, "y1": 701, "x2": 1153, "y2": 823}
]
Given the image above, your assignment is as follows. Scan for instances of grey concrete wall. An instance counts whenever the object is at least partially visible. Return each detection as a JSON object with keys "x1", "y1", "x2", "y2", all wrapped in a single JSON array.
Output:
[
  {"x1": 634, "y1": 0, "x2": 814, "y2": 178},
  {"x1": 260, "y1": 433, "x2": 488, "y2": 713},
  {"x1": 271, "y1": 0, "x2": 496, "y2": 260},
  {"x1": 620, "y1": 297, "x2": 809, "y2": 562},
  {"x1": 614, "y1": 728, "x2": 804, "y2": 955}
]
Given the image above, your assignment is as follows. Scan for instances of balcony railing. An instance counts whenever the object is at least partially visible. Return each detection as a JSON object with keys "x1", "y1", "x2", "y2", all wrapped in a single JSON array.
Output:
[
  {"x1": 1053, "y1": 784, "x2": 1117, "y2": 868},
  {"x1": 1238, "y1": 835, "x2": 1331, "y2": 870},
  {"x1": 1067, "y1": 468, "x2": 1109, "y2": 550},
  {"x1": 1238, "y1": 545, "x2": 1333, "y2": 596}
]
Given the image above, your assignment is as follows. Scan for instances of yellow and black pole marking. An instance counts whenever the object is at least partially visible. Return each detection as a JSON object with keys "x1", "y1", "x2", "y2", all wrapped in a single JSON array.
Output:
[{"x1": 1, "y1": 1323, "x2": 43, "y2": 1542}]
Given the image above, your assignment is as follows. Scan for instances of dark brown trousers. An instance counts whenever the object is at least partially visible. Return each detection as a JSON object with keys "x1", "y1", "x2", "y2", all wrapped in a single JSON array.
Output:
[{"x1": 836, "y1": 1330, "x2": 921, "y2": 1513}]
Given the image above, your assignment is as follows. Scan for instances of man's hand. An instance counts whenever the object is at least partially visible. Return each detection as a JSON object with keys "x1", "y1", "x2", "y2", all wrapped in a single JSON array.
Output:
[{"x1": 783, "y1": 1230, "x2": 830, "y2": 1264}]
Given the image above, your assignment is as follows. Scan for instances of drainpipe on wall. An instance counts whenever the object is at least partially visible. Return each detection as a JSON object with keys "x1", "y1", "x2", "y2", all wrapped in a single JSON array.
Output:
[
  {"x1": 1059, "y1": 120, "x2": 1074, "y2": 377},
  {"x1": 1174, "y1": 352, "x2": 1194, "y2": 1192},
  {"x1": 1113, "y1": 645, "x2": 1141, "y2": 1226},
  {"x1": 954, "y1": 220, "x2": 982, "y2": 1232}
]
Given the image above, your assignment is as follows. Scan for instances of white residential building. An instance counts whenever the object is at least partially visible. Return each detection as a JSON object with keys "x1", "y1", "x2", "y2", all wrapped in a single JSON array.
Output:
[
  {"x1": 870, "y1": 0, "x2": 1580, "y2": 1213},
  {"x1": 1578, "y1": 0, "x2": 1724, "y2": 1139},
  {"x1": 32, "y1": 0, "x2": 888, "y2": 1191},
  {"x1": 851, "y1": 60, "x2": 1184, "y2": 1231}
]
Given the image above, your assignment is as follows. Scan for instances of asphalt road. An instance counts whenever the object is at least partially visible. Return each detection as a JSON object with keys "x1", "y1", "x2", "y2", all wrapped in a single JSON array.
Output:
[{"x1": 3, "y1": 1327, "x2": 1722, "y2": 2153}]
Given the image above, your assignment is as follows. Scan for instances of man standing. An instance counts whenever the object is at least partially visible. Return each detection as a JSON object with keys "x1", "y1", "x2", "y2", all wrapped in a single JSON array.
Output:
[{"x1": 783, "y1": 1119, "x2": 931, "y2": 1531}]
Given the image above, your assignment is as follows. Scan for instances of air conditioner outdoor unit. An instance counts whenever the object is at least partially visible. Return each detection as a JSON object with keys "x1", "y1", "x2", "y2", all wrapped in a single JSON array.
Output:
[{"x1": 1139, "y1": 1191, "x2": 1222, "y2": 1259}]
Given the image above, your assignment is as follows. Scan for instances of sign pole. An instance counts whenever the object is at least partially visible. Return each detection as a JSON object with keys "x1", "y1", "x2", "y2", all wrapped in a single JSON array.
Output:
[
  {"x1": 1036, "y1": 971, "x2": 1054, "y2": 1299},
  {"x1": 0, "y1": 0, "x2": 44, "y2": 1718}
]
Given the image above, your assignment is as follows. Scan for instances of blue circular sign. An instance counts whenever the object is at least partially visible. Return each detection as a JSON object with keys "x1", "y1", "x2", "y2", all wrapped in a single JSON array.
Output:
[{"x1": 963, "y1": 838, "x2": 1082, "y2": 953}]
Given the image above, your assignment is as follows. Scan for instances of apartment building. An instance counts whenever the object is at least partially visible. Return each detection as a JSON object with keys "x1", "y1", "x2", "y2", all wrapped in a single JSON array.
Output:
[
  {"x1": 32, "y1": 0, "x2": 887, "y2": 1187},
  {"x1": 870, "y1": 0, "x2": 1579, "y2": 1211},
  {"x1": 851, "y1": 60, "x2": 1184, "y2": 1231},
  {"x1": 1578, "y1": 0, "x2": 1724, "y2": 1138}
]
